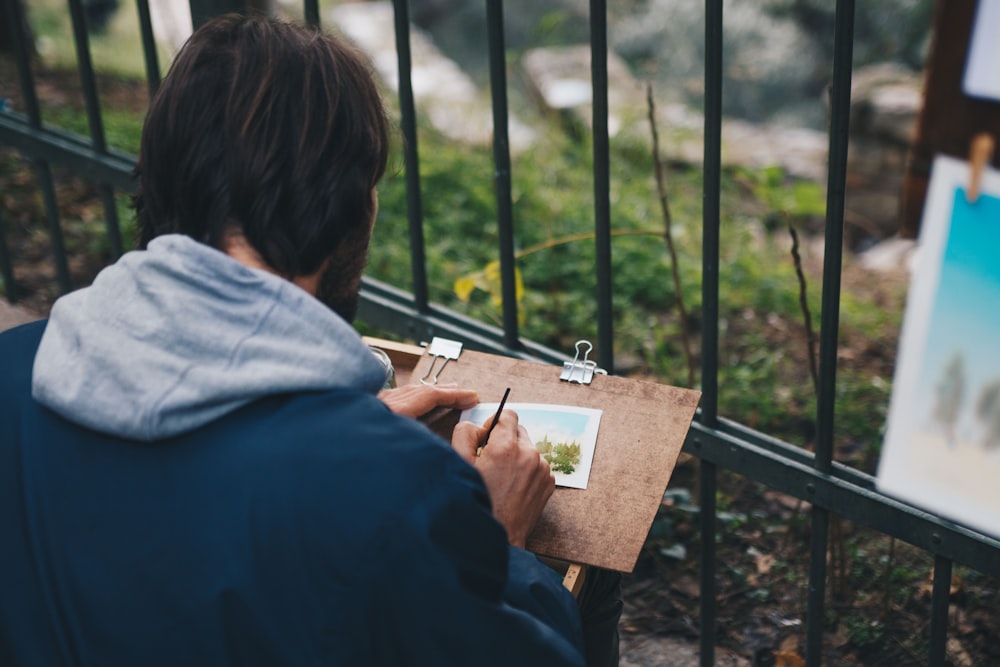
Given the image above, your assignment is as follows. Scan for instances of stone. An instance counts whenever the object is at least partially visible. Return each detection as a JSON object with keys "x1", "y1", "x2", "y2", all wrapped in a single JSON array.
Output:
[
  {"x1": 520, "y1": 43, "x2": 828, "y2": 181},
  {"x1": 844, "y1": 64, "x2": 925, "y2": 243},
  {"x1": 856, "y1": 236, "x2": 918, "y2": 274},
  {"x1": 522, "y1": 45, "x2": 647, "y2": 139},
  {"x1": 328, "y1": 2, "x2": 535, "y2": 152},
  {"x1": 850, "y1": 63, "x2": 923, "y2": 147}
]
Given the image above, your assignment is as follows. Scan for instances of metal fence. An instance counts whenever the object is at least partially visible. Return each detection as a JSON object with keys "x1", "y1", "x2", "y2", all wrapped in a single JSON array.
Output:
[{"x1": 1, "y1": 1, "x2": 998, "y2": 665}]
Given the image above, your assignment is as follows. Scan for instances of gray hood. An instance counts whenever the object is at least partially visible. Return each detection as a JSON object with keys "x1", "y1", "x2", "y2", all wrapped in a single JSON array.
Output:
[{"x1": 32, "y1": 234, "x2": 386, "y2": 442}]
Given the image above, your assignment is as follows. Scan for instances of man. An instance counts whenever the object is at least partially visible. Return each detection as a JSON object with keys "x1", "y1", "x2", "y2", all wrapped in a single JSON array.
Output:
[{"x1": 0, "y1": 14, "x2": 587, "y2": 665}]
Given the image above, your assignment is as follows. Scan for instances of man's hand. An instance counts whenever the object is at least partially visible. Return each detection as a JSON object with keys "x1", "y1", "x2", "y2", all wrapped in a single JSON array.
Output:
[
  {"x1": 452, "y1": 412, "x2": 555, "y2": 548},
  {"x1": 378, "y1": 383, "x2": 478, "y2": 419}
]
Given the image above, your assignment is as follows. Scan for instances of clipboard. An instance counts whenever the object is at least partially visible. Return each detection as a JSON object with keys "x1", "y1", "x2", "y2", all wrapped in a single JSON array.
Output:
[{"x1": 404, "y1": 337, "x2": 701, "y2": 574}]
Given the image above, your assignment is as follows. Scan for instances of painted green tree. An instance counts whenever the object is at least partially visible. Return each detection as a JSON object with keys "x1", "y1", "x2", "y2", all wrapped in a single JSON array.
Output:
[
  {"x1": 535, "y1": 434, "x2": 582, "y2": 474},
  {"x1": 933, "y1": 352, "x2": 966, "y2": 446},
  {"x1": 976, "y1": 379, "x2": 1000, "y2": 450}
]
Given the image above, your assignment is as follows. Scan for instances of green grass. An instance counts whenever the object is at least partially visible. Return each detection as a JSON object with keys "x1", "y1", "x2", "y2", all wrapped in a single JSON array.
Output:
[
  {"x1": 43, "y1": 106, "x2": 144, "y2": 155},
  {"x1": 29, "y1": 0, "x2": 170, "y2": 80}
]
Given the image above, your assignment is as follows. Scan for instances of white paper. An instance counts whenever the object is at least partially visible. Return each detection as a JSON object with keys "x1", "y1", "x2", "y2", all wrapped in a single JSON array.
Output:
[{"x1": 963, "y1": 0, "x2": 1000, "y2": 101}]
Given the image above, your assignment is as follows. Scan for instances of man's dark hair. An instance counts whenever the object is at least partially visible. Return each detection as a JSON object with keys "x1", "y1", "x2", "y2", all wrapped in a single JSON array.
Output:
[{"x1": 134, "y1": 13, "x2": 390, "y2": 277}]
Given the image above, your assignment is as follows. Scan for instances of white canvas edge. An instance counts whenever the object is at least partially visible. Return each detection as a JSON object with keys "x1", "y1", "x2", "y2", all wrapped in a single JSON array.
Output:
[
  {"x1": 963, "y1": 0, "x2": 1000, "y2": 101},
  {"x1": 876, "y1": 155, "x2": 1000, "y2": 539}
]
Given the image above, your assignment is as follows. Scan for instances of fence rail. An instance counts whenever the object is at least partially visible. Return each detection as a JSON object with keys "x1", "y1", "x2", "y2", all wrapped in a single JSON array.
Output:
[{"x1": 2, "y1": 1, "x2": 998, "y2": 665}]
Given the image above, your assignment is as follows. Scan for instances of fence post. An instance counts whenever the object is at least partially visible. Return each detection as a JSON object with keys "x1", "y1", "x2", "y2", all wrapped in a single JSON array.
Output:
[
  {"x1": 188, "y1": 0, "x2": 246, "y2": 29},
  {"x1": 0, "y1": 207, "x2": 18, "y2": 303},
  {"x1": 700, "y1": 0, "x2": 724, "y2": 664}
]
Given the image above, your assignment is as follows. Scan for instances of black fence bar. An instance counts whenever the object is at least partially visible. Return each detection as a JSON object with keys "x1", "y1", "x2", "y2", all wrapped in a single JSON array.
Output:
[
  {"x1": 816, "y1": 1, "x2": 856, "y2": 471},
  {"x1": 125, "y1": 0, "x2": 155, "y2": 270},
  {"x1": 806, "y1": 0, "x2": 855, "y2": 662},
  {"x1": 928, "y1": 555, "x2": 953, "y2": 666},
  {"x1": 98, "y1": 185, "x2": 124, "y2": 258},
  {"x1": 0, "y1": 207, "x2": 19, "y2": 302},
  {"x1": 700, "y1": 0, "x2": 723, "y2": 424},
  {"x1": 699, "y1": 0, "x2": 723, "y2": 662},
  {"x1": 67, "y1": 0, "x2": 108, "y2": 153},
  {"x1": 135, "y1": 0, "x2": 162, "y2": 98},
  {"x1": 0, "y1": 114, "x2": 136, "y2": 189},
  {"x1": 6, "y1": 0, "x2": 41, "y2": 125},
  {"x1": 391, "y1": 0, "x2": 429, "y2": 312},
  {"x1": 485, "y1": 0, "x2": 519, "y2": 349},
  {"x1": 805, "y1": 507, "x2": 829, "y2": 665},
  {"x1": 697, "y1": 460, "x2": 717, "y2": 666},
  {"x1": 589, "y1": 0, "x2": 613, "y2": 372},
  {"x1": 37, "y1": 161, "x2": 73, "y2": 294},
  {"x1": 189, "y1": 0, "x2": 244, "y2": 29},
  {"x1": 4, "y1": 0, "x2": 72, "y2": 294},
  {"x1": 303, "y1": 0, "x2": 319, "y2": 27},
  {"x1": 67, "y1": 0, "x2": 123, "y2": 258},
  {"x1": 2, "y1": 0, "x2": 32, "y2": 297}
]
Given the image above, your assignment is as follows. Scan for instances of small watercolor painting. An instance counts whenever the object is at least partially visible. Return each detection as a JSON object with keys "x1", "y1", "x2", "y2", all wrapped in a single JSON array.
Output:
[
  {"x1": 460, "y1": 402, "x2": 602, "y2": 489},
  {"x1": 877, "y1": 155, "x2": 1000, "y2": 539}
]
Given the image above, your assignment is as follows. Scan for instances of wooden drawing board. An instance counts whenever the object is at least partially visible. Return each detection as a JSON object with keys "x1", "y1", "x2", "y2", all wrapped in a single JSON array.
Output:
[{"x1": 409, "y1": 349, "x2": 701, "y2": 573}]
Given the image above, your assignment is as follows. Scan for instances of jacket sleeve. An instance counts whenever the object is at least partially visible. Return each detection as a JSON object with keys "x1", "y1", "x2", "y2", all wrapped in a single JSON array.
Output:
[{"x1": 364, "y1": 458, "x2": 585, "y2": 667}]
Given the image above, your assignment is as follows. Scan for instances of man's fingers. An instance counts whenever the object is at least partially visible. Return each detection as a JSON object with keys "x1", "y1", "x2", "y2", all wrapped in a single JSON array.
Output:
[
  {"x1": 534, "y1": 451, "x2": 555, "y2": 498},
  {"x1": 480, "y1": 411, "x2": 523, "y2": 451},
  {"x1": 430, "y1": 385, "x2": 480, "y2": 410},
  {"x1": 451, "y1": 421, "x2": 484, "y2": 464},
  {"x1": 379, "y1": 384, "x2": 479, "y2": 419}
]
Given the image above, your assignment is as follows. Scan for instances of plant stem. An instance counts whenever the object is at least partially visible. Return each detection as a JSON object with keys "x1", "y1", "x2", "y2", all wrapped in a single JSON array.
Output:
[
  {"x1": 646, "y1": 83, "x2": 696, "y2": 388},
  {"x1": 515, "y1": 229, "x2": 661, "y2": 259},
  {"x1": 787, "y1": 216, "x2": 818, "y2": 393}
]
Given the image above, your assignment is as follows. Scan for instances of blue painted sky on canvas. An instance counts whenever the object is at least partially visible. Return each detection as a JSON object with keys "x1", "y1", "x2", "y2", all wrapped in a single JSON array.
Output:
[
  {"x1": 916, "y1": 187, "x2": 1000, "y2": 432},
  {"x1": 465, "y1": 404, "x2": 591, "y2": 442}
]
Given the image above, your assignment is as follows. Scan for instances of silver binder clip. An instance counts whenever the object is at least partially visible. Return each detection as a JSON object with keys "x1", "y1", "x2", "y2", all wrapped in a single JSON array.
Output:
[
  {"x1": 419, "y1": 337, "x2": 464, "y2": 385},
  {"x1": 560, "y1": 340, "x2": 607, "y2": 385}
]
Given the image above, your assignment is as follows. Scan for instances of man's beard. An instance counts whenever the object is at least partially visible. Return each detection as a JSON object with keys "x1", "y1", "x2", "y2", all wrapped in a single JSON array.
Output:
[{"x1": 315, "y1": 240, "x2": 370, "y2": 323}]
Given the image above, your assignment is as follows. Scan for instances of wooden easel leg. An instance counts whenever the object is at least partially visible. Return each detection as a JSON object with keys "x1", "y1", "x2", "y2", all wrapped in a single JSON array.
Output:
[{"x1": 562, "y1": 563, "x2": 587, "y2": 598}]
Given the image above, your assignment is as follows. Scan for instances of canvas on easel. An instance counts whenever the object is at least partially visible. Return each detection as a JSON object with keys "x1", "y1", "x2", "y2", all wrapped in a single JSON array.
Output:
[
  {"x1": 409, "y1": 342, "x2": 701, "y2": 573},
  {"x1": 877, "y1": 152, "x2": 1000, "y2": 539}
]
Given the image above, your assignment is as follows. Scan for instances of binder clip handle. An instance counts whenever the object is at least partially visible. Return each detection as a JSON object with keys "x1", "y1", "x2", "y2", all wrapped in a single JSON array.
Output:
[
  {"x1": 560, "y1": 340, "x2": 607, "y2": 385},
  {"x1": 418, "y1": 337, "x2": 464, "y2": 385}
]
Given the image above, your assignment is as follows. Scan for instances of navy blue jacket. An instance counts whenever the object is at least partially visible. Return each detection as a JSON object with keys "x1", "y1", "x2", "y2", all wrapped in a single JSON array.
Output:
[{"x1": 1, "y1": 321, "x2": 584, "y2": 665}]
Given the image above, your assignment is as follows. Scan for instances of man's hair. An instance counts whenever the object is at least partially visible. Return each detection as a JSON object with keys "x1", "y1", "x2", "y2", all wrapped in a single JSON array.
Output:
[{"x1": 134, "y1": 13, "x2": 390, "y2": 277}]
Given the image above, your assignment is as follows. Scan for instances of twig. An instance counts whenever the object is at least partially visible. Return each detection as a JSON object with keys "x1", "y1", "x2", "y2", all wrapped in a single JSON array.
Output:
[
  {"x1": 515, "y1": 228, "x2": 662, "y2": 259},
  {"x1": 646, "y1": 83, "x2": 696, "y2": 388},
  {"x1": 786, "y1": 215, "x2": 818, "y2": 393},
  {"x1": 779, "y1": 504, "x2": 805, "y2": 556},
  {"x1": 778, "y1": 217, "x2": 819, "y2": 555}
]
